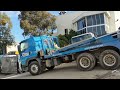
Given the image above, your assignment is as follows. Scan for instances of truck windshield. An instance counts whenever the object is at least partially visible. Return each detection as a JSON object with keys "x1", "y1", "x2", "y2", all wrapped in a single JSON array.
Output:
[{"x1": 20, "y1": 42, "x2": 28, "y2": 52}]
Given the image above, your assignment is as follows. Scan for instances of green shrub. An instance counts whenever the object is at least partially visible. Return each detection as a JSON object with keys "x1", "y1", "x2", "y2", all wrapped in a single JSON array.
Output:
[{"x1": 58, "y1": 29, "x2": 78, "y2": 47}]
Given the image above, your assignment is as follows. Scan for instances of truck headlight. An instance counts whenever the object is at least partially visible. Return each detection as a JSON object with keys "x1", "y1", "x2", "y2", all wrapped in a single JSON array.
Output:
[{"x1": 22, "y1": 53, "x2": 29, "y2": 57}]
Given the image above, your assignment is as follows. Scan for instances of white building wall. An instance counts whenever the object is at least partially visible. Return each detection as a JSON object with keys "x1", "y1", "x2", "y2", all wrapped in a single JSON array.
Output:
[
  {"x1": 114, "y1": 11, "x2": 120, "y2": 31},
  {"x1": 56, "y1": 11, "x2": 118, "y2": 35},
  {"x1": 56, "y1": 11, "x2": 87, "y2": 35},
  {"x1": 106, "y1": 11, "x2": 116, "y2": 33},
  {"x1": 105, "y1": 11, "x2": 120, "y2": 33},
  {"x1": 72, "y1": 22, "x2": 77, "y2": 32},
  {"x1": 6, "y1": 43, "x2": 18, "y2": 53}
]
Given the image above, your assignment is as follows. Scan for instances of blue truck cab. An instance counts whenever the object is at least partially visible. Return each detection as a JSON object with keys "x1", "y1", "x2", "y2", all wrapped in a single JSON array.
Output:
[
  {"x1": 18, "y1": 35, "x2": 59, "y2": 72},
  {"x1": 19, "y1": 30, "x2": 120, "y2": 75}
]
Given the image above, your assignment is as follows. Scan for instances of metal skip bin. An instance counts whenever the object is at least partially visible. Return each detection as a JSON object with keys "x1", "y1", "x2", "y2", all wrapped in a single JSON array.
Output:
[{"x1": 0, "y1": 55, "x2": 18, "y2": 74}]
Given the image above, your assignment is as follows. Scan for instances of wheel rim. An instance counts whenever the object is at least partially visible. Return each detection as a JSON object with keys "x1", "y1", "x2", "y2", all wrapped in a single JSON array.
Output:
[
  {"x1": 31, "y1": 64, "x2": 39, "y2": 73},
  {"x1": 79, "y1": 57, "x2": 91, "y2": 68},
  {"x1": 103, "y1": 54, "x2": 116, "y2": 66}
]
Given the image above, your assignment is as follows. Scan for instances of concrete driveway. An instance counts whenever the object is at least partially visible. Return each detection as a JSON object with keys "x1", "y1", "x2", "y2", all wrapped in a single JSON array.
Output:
[{"x1": 0, "y1": 61, "x2": 115, "y2": 79}]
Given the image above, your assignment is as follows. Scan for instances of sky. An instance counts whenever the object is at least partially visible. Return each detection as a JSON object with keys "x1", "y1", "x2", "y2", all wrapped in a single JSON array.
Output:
[{"x1": 0, "y1": 11, "x2": 60, "y2": 43}]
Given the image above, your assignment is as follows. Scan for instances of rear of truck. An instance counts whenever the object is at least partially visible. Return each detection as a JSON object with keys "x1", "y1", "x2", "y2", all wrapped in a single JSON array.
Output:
[
  {"x1": 59, "y1": 30, "x2": 120, "y2": 71},
  {"x1": 44, "y1": 30, "x2": 120, "y2": 71}
]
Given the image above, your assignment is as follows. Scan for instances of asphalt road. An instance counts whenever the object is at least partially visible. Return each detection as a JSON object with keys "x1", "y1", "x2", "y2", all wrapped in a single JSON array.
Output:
[{"x1": 0, "y1": 61, "x2": 114, "y2": 79}]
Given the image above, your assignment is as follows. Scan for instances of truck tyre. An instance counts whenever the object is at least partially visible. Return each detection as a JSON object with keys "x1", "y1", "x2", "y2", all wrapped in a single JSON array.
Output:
[
  {"x1": 28, "y1": 61, "x2": 42, "y2": 75},
  {"x1": 76, "y1": 53, "x2": 96, "y2": 71},
  {"x1": 99, "y1": 50, "x2": 120, "y2": 70},
  {"x1": 46, "y1": 66, "x2": 55, "y2": 70}
]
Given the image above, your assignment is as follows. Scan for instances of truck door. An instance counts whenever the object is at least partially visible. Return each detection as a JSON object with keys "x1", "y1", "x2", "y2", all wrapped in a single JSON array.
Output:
[{"x1": 19, "y1": 40, "x2": 32, "y2": 65}]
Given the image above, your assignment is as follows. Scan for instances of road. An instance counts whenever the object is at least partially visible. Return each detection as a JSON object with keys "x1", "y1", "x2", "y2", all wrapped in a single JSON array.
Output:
[{"x1": 0, "y1": 61, "x2": 115, "y2": 79}]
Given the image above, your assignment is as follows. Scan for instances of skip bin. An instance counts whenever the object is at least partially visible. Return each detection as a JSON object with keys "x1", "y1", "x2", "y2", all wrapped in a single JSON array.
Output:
[{"x1": 0, "y1": 55, "x2": 18, "y2": 74}]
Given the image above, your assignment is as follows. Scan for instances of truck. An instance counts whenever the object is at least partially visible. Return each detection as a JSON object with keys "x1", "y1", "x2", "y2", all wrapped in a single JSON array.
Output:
[{"x1": 18, "y1": 30, "x2": 120, "y2": 75}]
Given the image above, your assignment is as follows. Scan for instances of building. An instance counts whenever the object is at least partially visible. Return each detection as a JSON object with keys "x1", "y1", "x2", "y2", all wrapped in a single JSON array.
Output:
[
  {"x1": 6, "y1": 43, "x2": 19, "y2": 54},
  {"x1": 0, "y1": 42, "x2": 18, "y2": 55},
  {"x1": 56, "y1": 11, "x2": 120, "y2": 37}
]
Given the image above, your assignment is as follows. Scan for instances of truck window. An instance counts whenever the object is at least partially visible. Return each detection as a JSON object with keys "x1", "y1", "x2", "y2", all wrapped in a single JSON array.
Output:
[{"x1": 20, "y1": 42, "x2": 28, "y2": 52}]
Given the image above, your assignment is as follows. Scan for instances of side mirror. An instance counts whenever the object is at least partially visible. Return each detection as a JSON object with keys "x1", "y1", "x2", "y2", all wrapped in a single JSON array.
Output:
[{"x1": 18, "y1": 45, "x2": 21, "y2": 54}]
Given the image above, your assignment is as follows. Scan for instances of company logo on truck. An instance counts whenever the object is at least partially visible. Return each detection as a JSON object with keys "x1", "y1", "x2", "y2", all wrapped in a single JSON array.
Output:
[{"x1": 84, "y1": 44, "x2": 104, "y2": 50}]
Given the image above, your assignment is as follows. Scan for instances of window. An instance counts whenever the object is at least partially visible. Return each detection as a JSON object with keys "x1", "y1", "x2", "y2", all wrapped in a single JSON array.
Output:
[
  {"x1": 97, "y1": 26, "x2": 101, "y2": 36},
  {"x1": 20, "y1": 42, "x2": 28, "y2": 52},
  {"x1": 101, "y1": 25, "x2": 106, "y2": 35},
  {"x1": 77, "y1": 18, "x2": 86, "y2": 35},
  {"x1": 96, "y1": 14, "x2": 100, "y2": 24},
  {"x1": 86, "y1": 13, "x2": 104, "y2": 26},
  {"x1": 77, "y1": 18, "x2": 86, "y2": 30},
  {"x1": 87, "y1": 16, "x2": 92, "y2": 26},
  {"x1": 87, "y1": 27, "x2": 92, "y2": 33},
  {"x1": 100, "y1": 13, "x2": 104, "y2": 24},
  {"x1": 77, "y1": 29, "x2": 86, "y2": 35},
  {"x1": 93, "y1": 27, "x2": 97, "y2": 36},
  {"x1": 77, "y1": 13, "x2": 106, "y2": 37},
  {"x1": 87, "y1": 27, "x2": 96, "y2": 36},
  {"x1": 83, "y1": 29, "x2": 86, "y2": 33},
  {"x1": 92, "y1": 15, "x2": 96, "y2": 25},
  {"x1": 87, "y1": 25, "x2": 106, "y2": 37}
]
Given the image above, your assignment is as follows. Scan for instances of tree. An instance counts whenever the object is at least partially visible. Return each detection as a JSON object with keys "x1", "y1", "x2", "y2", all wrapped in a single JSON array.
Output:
[
  {"x1": 0, "y1": 12, "x2": 14, "y2": 54},
  {"x1": 58, "y1": 29, "x2": 78, "y2": 47},
  {"x1": 18, "y1": 11, "x2": 57, "y2": 36},
  {"x1": 58, "y1": 34, "x2": 69, "y2": 47}
]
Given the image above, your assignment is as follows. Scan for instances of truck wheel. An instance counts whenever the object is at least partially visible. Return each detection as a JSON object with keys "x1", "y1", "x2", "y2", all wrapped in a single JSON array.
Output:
[
  {"x1": 46, "y1": 66, "x2": 55, "y2": 70},
  {"x1": 76, "y1": 53, "x2": 96, "y2": 71},
  {"x1": 28, "y1": 61, "x2": 42, "y2": 75},
  {"x1": 99, "y1": 50, "x2": 120, "y2": 70}
]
